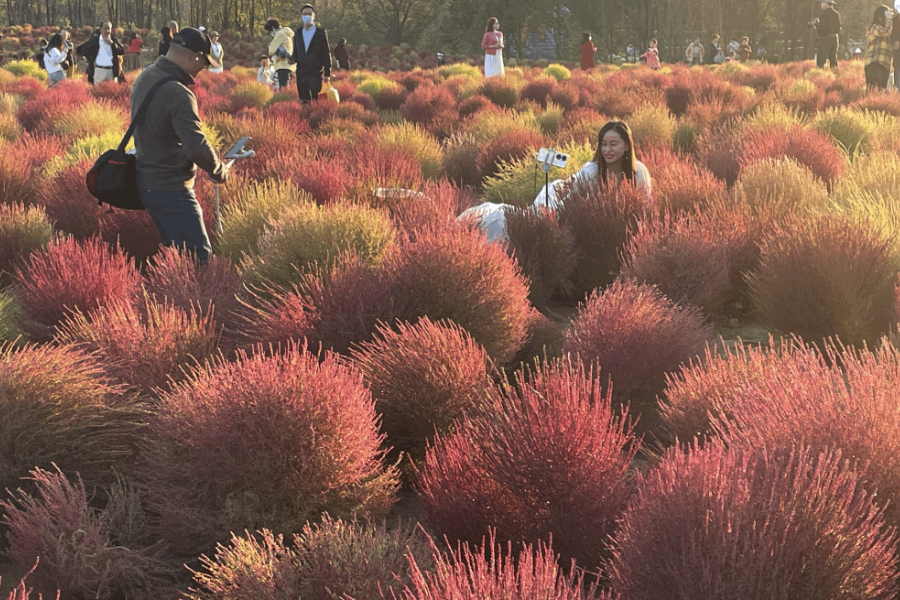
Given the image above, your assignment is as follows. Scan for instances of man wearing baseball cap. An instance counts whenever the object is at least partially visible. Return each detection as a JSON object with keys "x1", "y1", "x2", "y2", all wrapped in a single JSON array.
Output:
[
  {"x1": 814, "y1": 0, "x2": 842, "y2": 68},
  {"x1": 130, "y1": 27, "x2": 228, "y2": 265}
]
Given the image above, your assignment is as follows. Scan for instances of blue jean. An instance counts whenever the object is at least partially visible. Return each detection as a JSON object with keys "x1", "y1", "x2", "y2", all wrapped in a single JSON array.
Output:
[{"x1": 139, "y1": 188, "x2": 211, "y2": 264}]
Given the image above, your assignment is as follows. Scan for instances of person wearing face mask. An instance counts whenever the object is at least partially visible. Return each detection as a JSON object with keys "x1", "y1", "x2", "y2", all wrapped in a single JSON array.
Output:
[
  {"x1": 482, "y1": 17, "x2": 505, "y2": 78},
  {"x1": 265, "y1": 18, "x2": 296, "y2": 90},
  {"x1": 291, "y1": 4, "x2": 332, "y2": 104},
  {"x1": 78, "y1": 21, "x2": 125, "y2": 84},
  {"x1": 131, "y1": 27, "x2": 229, "y2": 265}
]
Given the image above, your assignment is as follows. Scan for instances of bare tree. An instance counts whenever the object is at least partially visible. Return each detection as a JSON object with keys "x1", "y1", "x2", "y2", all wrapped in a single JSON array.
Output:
[{"x1": 355, "y1": 0, "x2": 445, "y2": 45}]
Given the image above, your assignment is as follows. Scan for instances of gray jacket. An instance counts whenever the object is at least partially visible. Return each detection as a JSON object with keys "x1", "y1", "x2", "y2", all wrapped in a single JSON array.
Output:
[{"x1": 131, "y1": 56, "x2": 225, "y2": 191}]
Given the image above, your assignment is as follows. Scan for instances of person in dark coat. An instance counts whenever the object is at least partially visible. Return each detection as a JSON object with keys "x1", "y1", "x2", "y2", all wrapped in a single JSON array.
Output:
[
  {"x1": 334, "y1": 37, "x2": 350, "y2": 70},
  {"x1": 158, "y1": 26, "x2": 172, "y2": 58},
  {"x1": 814, "y1": 0, "x2": 842, "y2": 68},
  {"x1": 706, "y1": 34, "x2": 720, "y2": 64},
  {"x1": 77, "y1": 22, "x2": 124, "y2": 85},
  {"x1": 291, "y1": 3, "x2": 332, "y2": 104}
]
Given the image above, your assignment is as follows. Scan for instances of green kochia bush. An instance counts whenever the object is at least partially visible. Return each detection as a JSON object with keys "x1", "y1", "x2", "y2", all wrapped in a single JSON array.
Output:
[
  {"x1": 141, "y1": 343, "x2": 399, "y2": 557},
  {"x1": 187, "y1": 517, "x2": 433, "y2": 600},
  {"x1": 0, "y1": 203, "x2": 52, "y2": 286},
  {"x1": 747, "y1": 214, "x2": 898, "y2": 349},
  {"x1": 607, "y1": 444, "x2": 898, "y2": 600},
  {"x1": 0, "y1": 343, "x2": 142, "y2": 495},
  {"x1": 241, "y1": 201, "x2": 395, "y2": 293}
]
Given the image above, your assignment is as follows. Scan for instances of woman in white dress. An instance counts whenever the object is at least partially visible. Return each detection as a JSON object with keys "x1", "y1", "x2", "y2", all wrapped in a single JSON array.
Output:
[
  {"x1": 534, "y1": 120, "x2": 652, "y2": 209},
  {"x1": 462, "y1": 120, "x2": 653, "y2": 243},
  {"x1": 208, "y1": 31, "x2": 224, "y2": 73},
  {"x1": 482, "y1": 17, "x2": 505, "y2": 78}
]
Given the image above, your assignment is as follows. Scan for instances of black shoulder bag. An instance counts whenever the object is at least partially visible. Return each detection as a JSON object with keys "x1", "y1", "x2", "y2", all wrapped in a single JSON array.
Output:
[{"x1": 85, "y1": 76, "x2": 176, "y2": 210}]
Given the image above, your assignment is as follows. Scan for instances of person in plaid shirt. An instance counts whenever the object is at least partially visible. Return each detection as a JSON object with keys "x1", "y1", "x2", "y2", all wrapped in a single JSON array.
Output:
[{"x1": 865, "y1": 5, "x2": 894, "y2": 90}]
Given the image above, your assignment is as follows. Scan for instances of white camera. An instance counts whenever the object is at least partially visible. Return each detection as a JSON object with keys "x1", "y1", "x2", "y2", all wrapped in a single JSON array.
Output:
[{"x1": 536, "y1": 148, "x2": 569, "y2": 169}]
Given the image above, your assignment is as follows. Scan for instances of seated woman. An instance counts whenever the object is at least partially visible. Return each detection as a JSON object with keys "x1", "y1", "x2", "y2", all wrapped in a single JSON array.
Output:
[
  {"x1": 461, "y1": 120, "x2": 653, "y2": 242},
  {"x1": 534, "y1": 120, "x2": 652, "y2": 209}
]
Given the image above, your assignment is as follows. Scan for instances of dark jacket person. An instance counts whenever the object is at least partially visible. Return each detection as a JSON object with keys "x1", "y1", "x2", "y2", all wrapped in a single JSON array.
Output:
[
  {"x1": 131, "y1": 27, "x2": 228, "y2": 265},
  {"x1": 292, "y1": 3, "x2": 332, "y2": 104},
  {"x1": 334, "y1": 38, "x2": 350, "y2": 70},
  {"x1": 815, "y1": 0, "x2": 842, "y2": 68},
  {"x1": 78, "y1": 21, "x2": 124, "y2": 84}
]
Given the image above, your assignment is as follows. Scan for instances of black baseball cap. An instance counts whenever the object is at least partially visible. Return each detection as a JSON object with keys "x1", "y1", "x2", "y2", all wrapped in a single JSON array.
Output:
[{"x1": 171, "y1": 27, "x2": 219, "y2": 68}]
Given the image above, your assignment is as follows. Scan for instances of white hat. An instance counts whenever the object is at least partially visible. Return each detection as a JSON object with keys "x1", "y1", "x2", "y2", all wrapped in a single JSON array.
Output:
[{"x1": 198, "y1": 25, "x2": 206, "y2": 31}]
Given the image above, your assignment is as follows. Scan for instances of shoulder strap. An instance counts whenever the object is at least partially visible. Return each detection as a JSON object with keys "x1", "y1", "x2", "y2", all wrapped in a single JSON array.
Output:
[{"x1": 116, "y1": 75, "x2": 178, "y2": 153}]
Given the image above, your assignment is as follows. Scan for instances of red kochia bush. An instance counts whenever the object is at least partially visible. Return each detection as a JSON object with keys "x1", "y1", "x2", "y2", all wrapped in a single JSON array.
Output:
[
  {"x1": 659, "y1": 337, "x2": 822, "y2": 445},
  {"x1": 478, "y1": 77, "x2": 519, "y2": 108},
  {"x1": 520, "y1": 77, "x2": 559, "y2": 107},
  {"x1": 386, "y1": 225, "x2": 531, "y2": 364},
  {"x1": 35, "y1": 158, "x2": 104, "y2": 240},
  {"x1": 696, "y1": 128, "x2": 744, "y2": 186},
  {"x1": 606, "y1": 444, "x2": 898, "y2": 600},
  {"x1": 417, "y1": 358, "x2": 638, "y2": 570},
  {"x1": 747, "y1": 214, "x2": 897, "y2": 349},
  {"x1": 741, "y1": 126, "x2": 846, "y2": 190},
  {"x1": 2, "y1": 466, "x2": 154, "y2": 600},
  {"x1": 16, "y1": 79, "x2": 92, "y2": 132},
  {"x1": 706, "y1": 341, "x2": 900, "y2": 530},
  {"x1": 55, "y1": 295, "x2": 219, "y2": 396},
  {"x1": 556, "y1": 179, "x2": 650, "y2": 294},
  {"x1": 141, "y1": 343, "x2": 399, "y2": 557},
  {"x1": 14, "y1": 237, "x2": 141, "y2": 342},
  {"x1": 477, "y1": 129, "x2": 545, "y2": 181},
  {"x1": 396, "y1": 534, "x2": 605, "y2": 600},
  {"x1": 280, "y1": 154, "x2": 351, "y2": 205},
  {"x1": 639, "y1": 146, "x2": 727, "y2": 214},
  {"x1": 351, "y1": 318, "x2": 494, "y2": 463},
  {"x1": 621, "y1": 212, "x2": 732, "y2": 315},
  {"x1": 400, "y1": 84, "x2": 459, "y2": 136},
  {"x1": 504, "y1": 206, "x2": 577, "y2": 311},
  {"x1": 144, "y1": 246, "x2": 243, "y2": 335},
  {"x1": 562, "y1": 279, "x2": 715, "y2": 412}
]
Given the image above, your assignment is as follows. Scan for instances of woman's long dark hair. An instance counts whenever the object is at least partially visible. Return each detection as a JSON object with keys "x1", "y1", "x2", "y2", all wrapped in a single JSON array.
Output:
[
  {"x1": 160, "y1": 26, "x2": 171, "y2": 40},
  {"x1": 47, "y1": 33, "x2": 64, "y2": 50},
  {"x1": 486, "y1": 17, "x2": 498, "y2": 33},
  {"x1": 873, "y1": 5, "x2": 890, "y2": 27},
  {"x1": 593, "y1": 120, "x2": 637, "y2": 182}
]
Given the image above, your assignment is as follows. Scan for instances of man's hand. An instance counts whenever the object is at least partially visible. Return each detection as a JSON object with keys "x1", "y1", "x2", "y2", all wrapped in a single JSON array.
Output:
[{"x1": 211, "y1": 162, "x2": 230, "y2": 184}]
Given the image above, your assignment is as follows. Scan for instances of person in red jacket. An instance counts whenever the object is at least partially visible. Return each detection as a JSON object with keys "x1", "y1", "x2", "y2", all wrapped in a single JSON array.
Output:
[{"x1": 580, "y1": 32, "x2": 596, "y2": 70}]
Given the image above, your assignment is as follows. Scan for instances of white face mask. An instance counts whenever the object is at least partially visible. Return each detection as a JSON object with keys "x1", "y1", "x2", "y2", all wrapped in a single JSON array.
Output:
[{"x1": 301, "y1": 14, "x2": 313, "y2": 25}]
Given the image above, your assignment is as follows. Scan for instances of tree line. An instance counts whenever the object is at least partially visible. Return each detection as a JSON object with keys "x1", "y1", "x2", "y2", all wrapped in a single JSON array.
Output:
[{"x1": 3, "y1": 0, "x2": 874, "y2": 64}]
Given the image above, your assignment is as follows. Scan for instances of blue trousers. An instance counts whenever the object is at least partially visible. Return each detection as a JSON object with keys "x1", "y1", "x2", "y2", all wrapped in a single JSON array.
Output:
[{"x1": 139, "y1": 188, "x2": 211, "y2": 264}]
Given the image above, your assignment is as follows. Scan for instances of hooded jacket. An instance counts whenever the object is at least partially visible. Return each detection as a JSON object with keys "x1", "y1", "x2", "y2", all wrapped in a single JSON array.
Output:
[{"x1": 268, "y1": 26, "x2": 296, "y2": 72}]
